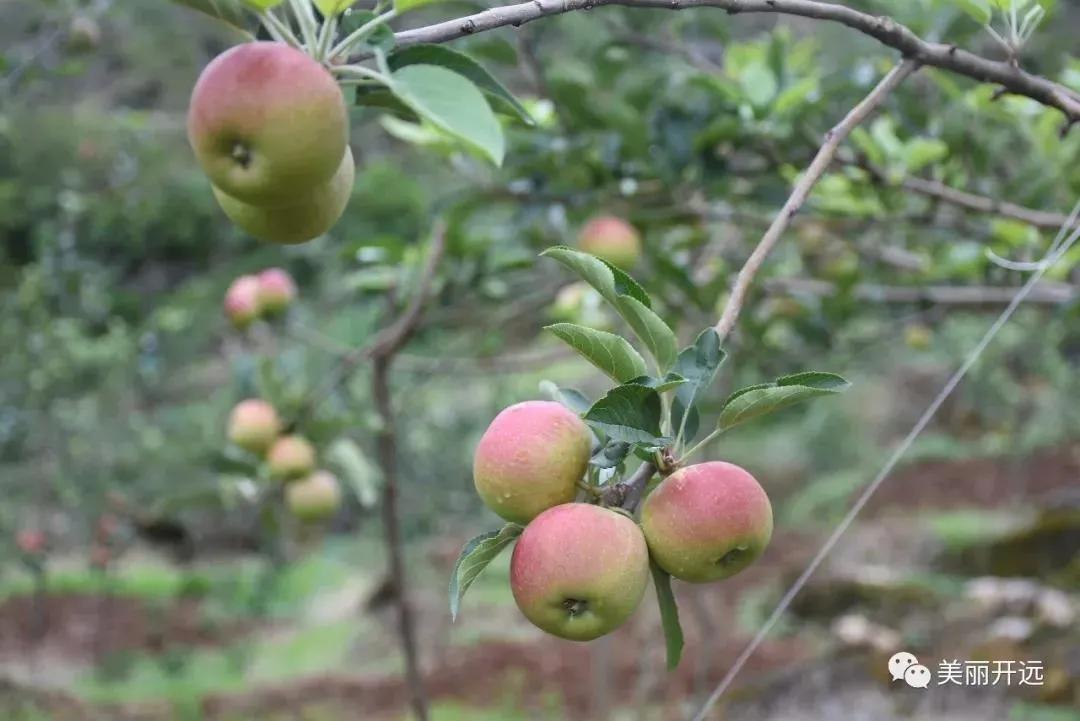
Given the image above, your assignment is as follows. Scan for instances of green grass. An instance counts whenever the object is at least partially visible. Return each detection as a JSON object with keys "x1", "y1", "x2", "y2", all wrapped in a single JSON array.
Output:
[
  {"x1": 923, "y1": 508, "x2": 1029, "y2": 550},
  {"x1": 75, "y1": 618, "x2": 383, "y2": 705},
  {"x1": 1009, "y1": 702, "x2": 1080, "y2": 721},
  {"x1": 0, "y1": 534, "x2": 384, "y2": 616}
]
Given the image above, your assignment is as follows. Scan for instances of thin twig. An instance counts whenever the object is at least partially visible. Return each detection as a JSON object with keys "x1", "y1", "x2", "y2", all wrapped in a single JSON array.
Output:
[
  {"x1": 372, "y1": 354, "x2": 430, "y2": 721},
  {"x1": 890, "y1": 174, "x2": 1080, "y2": 231},
  {"x1": 714, "y1": 59, "x2": 920, "y2": 341},
  {"x1": 764, "y1": 277, "x2": 1077, "y2": 306},
  {"x1": 374, "y1": 0, "x2": 1080, "y2": 123},
  {"x1": 600, "y1": 461, "x2": 657, "y2": 511},
  {"x1": 287, "y1": 222, "x2": 447, "y2": 428}
]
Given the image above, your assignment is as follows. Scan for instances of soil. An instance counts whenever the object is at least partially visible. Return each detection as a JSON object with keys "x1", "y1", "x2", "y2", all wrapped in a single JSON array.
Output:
[
  {"x1": 1, "y1": 444, "x2": 1076, "y2": 720},
  {"x1": 0, "y1": 594, "x2": 254, "y2": 668}
]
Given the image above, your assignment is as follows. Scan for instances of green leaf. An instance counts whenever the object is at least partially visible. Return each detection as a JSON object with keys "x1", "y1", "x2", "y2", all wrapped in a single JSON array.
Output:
[
  {"x1": 651, "y1": 561, "x2": 684, "y2": 670},
  {"x1": 717, "y1": 372, "x2": 850, "y2": 433},
  {"x1": 542, "y1": 246, "x2": 650, "y2": 307},
  {"x1": 672, "y1": 328, "x2": 725, "y2": 443},
  {"x1": 538, "y1": 381, "x2": 592, "y2": 414},
  {"x1": 545, "y1": 323, "x2": 648, "y2": 383},
  {"x1": 387, "y1": 45, "x2": 533, "y2": 124},
  {"x1": 629, "y1": 373, "x2": 688, "y2": 394},
  {"x1": 606, "y1": 262, "x2": 652, "y2": 309},
  {"x1": 583, "y1": 384, "x2": 668, "y2": 447},
  {"x1": 739, "y1": 61, "x2": 778, "y2": 107},
  {"x1": 449, "y1": 524, "x2": 523, "y2": 621},
  {"x1": 171, "y1": 0, "x2": 253, "y2": 31},
  {"x1": 542, "y1": 247, "x2": 675, "y2": 371},
  {"x1": 615, "y1": 295, "x2": 678, "y2": 373},
  {"x1": 324, "y1": 438, "x2": 380, "y2": 508},
  {"x1": 313, "y1": 0, "x2": 351, "y2": 15},
  {"x1": 590, "y1": 440, "x2": 631, "y2": 469},
  {"x1": 956, "y1": 0, "x2": 992, "y2": 23},
  {"x1": 390, "y1": 64, "x2": 505, "y2": 166}
]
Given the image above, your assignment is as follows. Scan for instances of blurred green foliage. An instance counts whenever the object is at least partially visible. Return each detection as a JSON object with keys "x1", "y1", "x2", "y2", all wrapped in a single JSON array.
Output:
[{"x1": 0, "y1": 0, "x2": 1078, "y2": 577}]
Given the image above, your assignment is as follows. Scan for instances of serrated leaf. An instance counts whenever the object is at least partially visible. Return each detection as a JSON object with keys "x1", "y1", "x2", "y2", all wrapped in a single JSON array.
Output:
[
  {"x1": 542, "y1": 247, "x2": 674, "y2": 371},
  {"x1": 606, "y1": 262, "x2": 651, "y2": 308},
  {"x1": 629, "y1": 374, "x2": 688, "y2": 394},
  {"x1": 615, "y1": 295, "x2": 678, "y2": 372},
  {"x1": 386, "y1": 44, "x2": 532, "y2": 124},
  {"x1": 651, "y1": 561, "x2": 684, "y2": 670},
  {"x1": 539, "y1": 381, "x2": 592, "y2": 415},
  {"x1": 390, "y1": 64, "x2": 505, "y2": 166},
  {"x1": 546, "y1": 323, "x2": 648, "y2": 383},
  {"x1": 717, "y1": 372, "x2": 850, "y2": 433},
  {"x1": 583, "y1": 384, "x2": 668, "y2": 447},
  {"x1": 324, "y1": 438, "x2": 380, "y2": 508},
  {"x1": 171, "y1": 0, "x2": 253, "y2": 31},
  {"x1": 542, "y1": 246, "x2": 650, "y2": 307},
  {"x1": 449, "y1": 524, "x2": 523, "y2": 620},
  {"x1": 672, "y1": 328, "x2": 725, "y2": 443}
]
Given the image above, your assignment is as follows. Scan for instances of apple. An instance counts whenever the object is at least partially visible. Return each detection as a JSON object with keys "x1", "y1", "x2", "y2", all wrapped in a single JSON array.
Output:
[
  {"x1": 510, "y1": 503, "x2": 649, "y2": 641},
  {"x1": 473, "y1": 401, "x2": 592, "y2": 524},
  {"x1": 257, "y1": 268, "x2": 297, "y2": 315},
  {"x1": 227, "y1": 399, "x2": 281, "y2": 454},
  {"x1": 16, "y1": 530, "x2": 46, "y2": 555},
  {"x1": 223, "y1": 274, "x2": 262, "y2": 328},
  {"x1": 286, "y1": 471, "x2": 342, "y2": 522},
  {"x1": 577, "y1": 216, "x2": 642, "y2": 269},
  {"x1": 188, "y1": 42, "x2": 348, "y2": 205},
  {"x1": 267, "y1": 435, "x2": 316, "y2": 481},
  {"x1": 213, "y1": 147, "x2": 354, "y2": 244},
  {"x1": 641, "y1": 461, "x2": 773, "y2": 583}
]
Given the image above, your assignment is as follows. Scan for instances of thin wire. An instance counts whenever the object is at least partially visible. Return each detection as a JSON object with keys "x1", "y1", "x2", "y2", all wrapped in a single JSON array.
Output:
[{"x1": 689, "y1": 197, "x2": 1080, "y2": 721}]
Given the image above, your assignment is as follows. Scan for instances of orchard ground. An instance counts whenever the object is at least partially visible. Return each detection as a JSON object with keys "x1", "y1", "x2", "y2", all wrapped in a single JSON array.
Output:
[{"x1": 1, "y1": 437, "x2": 1076, "y2": 720}]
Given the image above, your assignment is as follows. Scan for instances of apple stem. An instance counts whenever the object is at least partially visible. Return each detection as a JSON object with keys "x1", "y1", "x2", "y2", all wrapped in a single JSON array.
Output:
[
  {"x1": 562, "y1": 598, "x2": 588, "y2": 617},
  {"x1": 328, "y1": 9, "x2": 399, "y2": 61},
  {"x1": 259, "y1": 10, "x2": 303, "y2": 49},
  {"x1": 599, "y1": 460, "x2": 657, "y2": 512}
]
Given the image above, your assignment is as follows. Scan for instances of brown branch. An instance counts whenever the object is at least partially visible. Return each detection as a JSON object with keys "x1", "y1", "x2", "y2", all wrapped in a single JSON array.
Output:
[
  {"x1": 371, "y1": 354, "x2": 429, "y2": 721},
  {"x1": 388, "y1": 0, "x2": 1080, "y2": 123},
  {"x1": 715, "y1": 58, "x2": 920, "y2": 341},
  {"x1": 895, "y1": 175, "x2": 1080, "y2": 231},
  {"x1": 364, "y1": 223, "x2": 447, "y2": 721},
  {"x1": 765, "y1": 277, "x2": 1077, "y2": 306},
  {"x1": 288, "y1": 223, "x2": 447, "y2": 426}
]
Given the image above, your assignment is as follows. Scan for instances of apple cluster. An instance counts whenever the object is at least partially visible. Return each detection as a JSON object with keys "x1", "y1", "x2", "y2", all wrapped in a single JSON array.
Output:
[
  {"x1": 227, "y1": 399, "x2": 342, "y2": 522},
  {"x1": 473, "y1": 401, "x2": 772, "y2": 641},
  {"x1": 224, "y1": 267, "x2": 298, "y2": 329},
  {"x1": 188, "y1": 43, "x2": 353, "y2": 244}
]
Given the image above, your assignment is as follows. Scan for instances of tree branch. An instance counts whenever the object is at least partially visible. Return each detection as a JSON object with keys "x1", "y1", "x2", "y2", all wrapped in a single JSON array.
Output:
[
  {"x1": 371, "y1": 354, "x2": 430, "y2": 721},
  {"x1": 600, "y1": 460, "x2": 658, "y2": 511},
  {"x1": 893, "y1": 175, "x2": 1080, "y2": 231},
  {"x1": 388, "y1": 0, "x2": 1080, "y2": 123},
  {"x1": 765, "y1": 277, "x2": 1077, "y2": 306},
  {"x1": 715, "y1": 58, "x2": 920, "y2": 341},
  {"x1": 288, "y1": 223, "x2": 447, "y2": 427}
]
